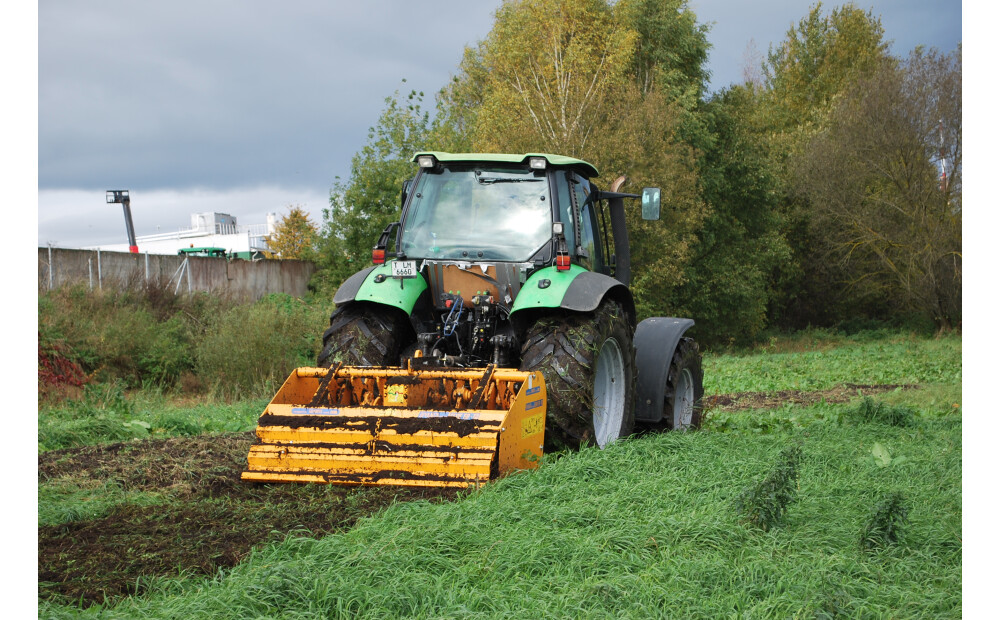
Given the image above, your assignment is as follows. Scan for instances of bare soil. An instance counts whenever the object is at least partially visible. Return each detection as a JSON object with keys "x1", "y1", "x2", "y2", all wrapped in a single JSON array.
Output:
[
  {"x1": 38, "y1": 383, "x2": 916, "y2": 608},
  {"x1": 703, "y1": 383, "x2": 917, "y2": 412},
  {"x1": 38, "y1": 433, "x2": 458, "y2": 607}
]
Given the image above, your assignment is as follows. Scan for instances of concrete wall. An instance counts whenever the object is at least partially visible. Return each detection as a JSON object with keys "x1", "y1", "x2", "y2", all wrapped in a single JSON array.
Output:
[{"x1": 38, "y1": 247, "x2": 317, "y2": 300}]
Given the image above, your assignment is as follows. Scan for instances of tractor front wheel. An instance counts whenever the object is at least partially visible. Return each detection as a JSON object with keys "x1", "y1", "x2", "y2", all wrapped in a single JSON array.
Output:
[{"x1": 519, "y1": 300, "x2": 636, "y2": 450}]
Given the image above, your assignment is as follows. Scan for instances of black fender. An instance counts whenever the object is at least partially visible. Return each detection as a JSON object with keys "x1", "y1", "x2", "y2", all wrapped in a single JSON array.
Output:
[
  {"x1": 332, "y1": 266, "x2": 377, "y2": 306},
  {"x1": 633, "y1": 317, "x2": 695, "y2": 423},
  {"x1": 561, "y1": 271, "x2": 636, "y2": 327}
]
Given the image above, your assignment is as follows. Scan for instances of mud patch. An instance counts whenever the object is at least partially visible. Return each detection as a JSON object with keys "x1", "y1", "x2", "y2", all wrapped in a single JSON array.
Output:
[
  {"x1": 704, "y1": 383, "x2": 917, "y2": 412},
  {"x1": 39, "y1": 433, "x2": 254, "y2": 497},
  {"x1": 38, "y1": 433, "x2": 458, "y2": 607}
]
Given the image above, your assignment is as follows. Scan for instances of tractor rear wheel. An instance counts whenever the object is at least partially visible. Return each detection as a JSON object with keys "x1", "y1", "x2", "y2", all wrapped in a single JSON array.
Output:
[
  {"x1": 666, "y1": 338, "x2": 704, "y2": 430},
  {"x1": 317, "y1": 303, "x2": 408, "y2": 367},
  {"x1": 519, "y1": 300, "x2": 635, "y2": 450}
]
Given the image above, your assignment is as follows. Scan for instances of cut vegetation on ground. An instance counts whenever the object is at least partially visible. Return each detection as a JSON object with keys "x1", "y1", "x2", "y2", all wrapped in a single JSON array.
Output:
[{"x1": 38, "y1": 331, "x2": 961, "y2": 617}]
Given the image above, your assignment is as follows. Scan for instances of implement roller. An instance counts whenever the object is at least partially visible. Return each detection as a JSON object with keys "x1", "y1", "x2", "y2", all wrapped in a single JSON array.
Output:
[{"x1": 242, "y1": 364, "x2": 546, "y2": 488}]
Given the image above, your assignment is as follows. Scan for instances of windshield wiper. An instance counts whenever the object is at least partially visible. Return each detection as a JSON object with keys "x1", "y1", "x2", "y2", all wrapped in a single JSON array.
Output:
[{"x1": 476, "y1": 177, "x2": 543, "y2": 185}]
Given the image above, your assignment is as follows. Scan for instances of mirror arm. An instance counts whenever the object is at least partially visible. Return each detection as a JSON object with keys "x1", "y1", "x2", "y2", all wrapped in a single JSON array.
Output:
[{"x1": 593, "y1": 190, "x2": 641, "y2": 200}]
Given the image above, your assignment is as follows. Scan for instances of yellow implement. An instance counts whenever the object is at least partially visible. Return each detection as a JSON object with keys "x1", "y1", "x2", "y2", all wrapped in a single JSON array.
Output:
[{"x1": 241, "y1": 364, "x2": 546, "y2": 488}]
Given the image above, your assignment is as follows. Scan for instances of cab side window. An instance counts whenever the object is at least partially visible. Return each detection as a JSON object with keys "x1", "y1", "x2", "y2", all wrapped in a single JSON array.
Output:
[
  {"x1": 555, "y1": 170, "x2": 605, "y2": 273},
  {"x1": 572, "y1": 174, "x2": 604, "y2": 273}
]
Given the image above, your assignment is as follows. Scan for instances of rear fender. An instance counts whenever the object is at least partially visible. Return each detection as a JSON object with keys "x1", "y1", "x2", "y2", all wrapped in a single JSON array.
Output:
[{"x1": 633, "y1": 317, "x2": 695, "y2": 423}]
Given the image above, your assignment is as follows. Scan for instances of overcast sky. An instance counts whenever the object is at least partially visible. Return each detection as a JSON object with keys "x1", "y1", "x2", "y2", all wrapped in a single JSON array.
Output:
[{"x1": 36, "y1": 0, "x2": 963, "y2": 248}]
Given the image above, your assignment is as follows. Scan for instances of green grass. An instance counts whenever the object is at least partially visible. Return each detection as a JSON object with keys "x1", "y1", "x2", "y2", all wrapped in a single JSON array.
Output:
[
  {"x1": 38, "y1": 479, "x2": 168, "y2": 527},
  {"x1": 44, "y1": 405, "x2": 961, "y2": 618},
  {"x1": 38, "y1": 382, "x2": 266, "y2": 452},
  {"x1": 38, "y1": 331, "x2": 962, "y2": 618},
  {"x1": 704, "y1": 333, "x2": 961, "y2": 394}
]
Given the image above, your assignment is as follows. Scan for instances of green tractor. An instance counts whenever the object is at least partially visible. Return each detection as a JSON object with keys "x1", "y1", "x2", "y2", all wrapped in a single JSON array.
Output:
[
  {"x1": 325, "y1": 152, "x2": 702, "y2": 446},
  {"x1": 243, "y1": 151, "x2": 703, "y2": 487}
]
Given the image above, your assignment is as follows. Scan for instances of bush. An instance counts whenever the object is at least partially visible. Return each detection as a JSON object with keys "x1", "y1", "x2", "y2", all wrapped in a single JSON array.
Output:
[
  {"x1": 38, "y1": 284, "x2": 335, "y2": 398},
  {"x1": 734, "y1": 444, "x2": 803, "y2": 531},
  {"x1": 194, "y1": 294, "x2": 327, "y2": 399},
  {"x1": 38, "y1": 283, "x2": 213, "y2": 388}
]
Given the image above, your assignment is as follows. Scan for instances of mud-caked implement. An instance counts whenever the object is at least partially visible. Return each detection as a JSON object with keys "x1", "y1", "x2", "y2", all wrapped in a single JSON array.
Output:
[
  {"x1": 241, "y1": 364, "x2": 545, "y2": 487},
  {"x1": 243, "y1": 152, "x2": 705, "y2": 489}
]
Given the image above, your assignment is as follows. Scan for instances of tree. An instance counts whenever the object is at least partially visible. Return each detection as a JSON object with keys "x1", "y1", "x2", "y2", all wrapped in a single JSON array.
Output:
[
  {"x1": 793, "y1": 46, "x2": 962, "y2": 328},
  {"x1": 614, "y1": 0, "x2": 710, "y2": 100},
  {"x1": 468, "y1": 0, "x2": 638, "y2": 156},
  {"x1": 758, "y1": 2, "x2": 893, "y2": 327},
  {"x1": 764, "y1": 2, "x2": 889, "y2": 133},
  {"x1": 266, "y1": 205, "x2": 318, "y2": 261},
  {"x1": 666, "y1": 85, "x2": 790, "y2": 345}
]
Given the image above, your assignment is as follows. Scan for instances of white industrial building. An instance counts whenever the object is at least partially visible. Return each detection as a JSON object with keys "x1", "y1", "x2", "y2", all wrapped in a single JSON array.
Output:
[{"x1": 88, "y1": 212, "x2": 277, "y2": 259}]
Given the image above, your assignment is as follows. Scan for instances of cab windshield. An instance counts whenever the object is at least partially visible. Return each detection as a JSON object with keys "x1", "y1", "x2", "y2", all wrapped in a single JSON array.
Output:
[{"x1": 399, "y1": 166, "x2": 552, "y2": 261}]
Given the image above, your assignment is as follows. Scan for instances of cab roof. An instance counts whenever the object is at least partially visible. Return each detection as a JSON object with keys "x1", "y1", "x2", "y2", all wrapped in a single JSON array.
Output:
[{"x1": 411, "y1": 151, "x2": 599, "y2": 178}]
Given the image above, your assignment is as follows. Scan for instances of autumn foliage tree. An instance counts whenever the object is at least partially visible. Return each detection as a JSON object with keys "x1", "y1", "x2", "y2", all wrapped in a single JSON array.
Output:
[
  {"x1": 266, "y1": 205, "x2": 319, "y2": 261},
  {"x1": 467, "y1": 0, "x2": 637, "y2": 156}
]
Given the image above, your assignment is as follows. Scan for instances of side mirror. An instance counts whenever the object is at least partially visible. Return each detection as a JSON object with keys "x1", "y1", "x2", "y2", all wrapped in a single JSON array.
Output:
[{"x1": 641, "y1": 188, "x2": 661, "y2": 221}]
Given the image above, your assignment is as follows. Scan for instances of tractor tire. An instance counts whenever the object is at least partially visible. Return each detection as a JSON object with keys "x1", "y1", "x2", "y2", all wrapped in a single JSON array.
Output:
[
  {"x1": 317, "y1": 303, "x2": 408, "y2": 368},
  {"x1": 519, "y1": 300, "x2": 635, "y2": 450},
  {"x1": 665, "y1": 338, "x2": 704, "y2": 430}
]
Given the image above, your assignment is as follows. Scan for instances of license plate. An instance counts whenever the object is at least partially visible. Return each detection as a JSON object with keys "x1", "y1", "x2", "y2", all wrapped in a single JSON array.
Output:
[{"x1": 391, "y1": 260, "x2": 417, "y2": 278}]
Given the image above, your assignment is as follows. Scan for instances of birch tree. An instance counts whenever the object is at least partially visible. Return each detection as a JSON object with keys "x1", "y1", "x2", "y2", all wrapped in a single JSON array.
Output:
[{"x1": 470, "y1": 0, "x2": 638, "y2": 156}]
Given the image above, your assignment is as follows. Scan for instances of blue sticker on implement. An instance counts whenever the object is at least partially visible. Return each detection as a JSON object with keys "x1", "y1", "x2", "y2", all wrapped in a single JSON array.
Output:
[
  {"x1": 291, "y1": 407, "x2": 342, "y2": 415},
  {"x1": 526, "y1": 386, "x2": 540, "y2": 395},
  {"x1": 525, "y1": 399, "x2": 543, "y2": 411},
  {"x1": 416, "y1": 411, "x2": 483, "y2": 420}
]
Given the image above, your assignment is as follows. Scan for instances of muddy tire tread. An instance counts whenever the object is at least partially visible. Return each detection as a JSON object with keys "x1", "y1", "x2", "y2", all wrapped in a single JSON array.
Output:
[
  {"x1": 317, "y1": 304, "x2": 407, "y2": 367},
  {"x1": 519, "y1": 300, "x2": 635, "y2": 449}
]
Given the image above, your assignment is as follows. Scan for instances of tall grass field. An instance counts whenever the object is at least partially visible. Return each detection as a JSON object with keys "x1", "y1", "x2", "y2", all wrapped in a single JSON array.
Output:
[{"x1": 38, "y1": 331, "x2": 961, "y2": 618}]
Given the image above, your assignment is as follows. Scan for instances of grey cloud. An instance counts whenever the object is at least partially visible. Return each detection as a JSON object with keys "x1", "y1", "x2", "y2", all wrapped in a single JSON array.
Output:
[
  {"x1": 38, "y1": 0, "x2": 961, "y2": 248},
  {"x1": 39, "y1": 1, "x2": 499, "y2": 191}
]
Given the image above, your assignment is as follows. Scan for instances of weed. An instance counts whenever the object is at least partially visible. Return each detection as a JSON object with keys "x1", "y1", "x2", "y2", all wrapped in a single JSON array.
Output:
[
  {"x1": 849, "y1": 397, "x2": 915, "y2": 427},
  {"x1": 154, "y1": 414, "x2": 203, "y2": 436},
  {"x1": 734, "y1": 444, "x2": 804, "y2": 531},
  {"x1": 861, "y1": 492, "x2": 909, "y2": 551},
  {"x1": 38, "y1": 337, "x2": 88, "y2": 388}
]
